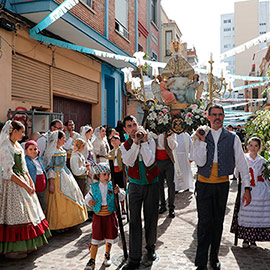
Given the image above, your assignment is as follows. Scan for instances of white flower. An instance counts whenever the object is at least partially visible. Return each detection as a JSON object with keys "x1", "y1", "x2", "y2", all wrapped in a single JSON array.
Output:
[
  {"x1": 147, "y1": 112, "x2": 157, "y2": 121},
  {"x1": 200, "y1": 118, "x2": 205, "y2": 122},
  {"x1": 150, "y1": 122, "x2": 156, "y2": 129},
  {"x1": 195, "y1": 115, "x2": 200, "y2": 119},
  {"x1": 186, "y1": 118, "x2": 193, "y2": 125},
  {"x1": 155, "y1": 104, "x2": 163, "y2": 110}
]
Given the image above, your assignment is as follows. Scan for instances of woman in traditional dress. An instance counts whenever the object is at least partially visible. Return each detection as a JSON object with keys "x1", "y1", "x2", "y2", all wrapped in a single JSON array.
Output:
[
  {"x1": 80, "y1": 125, "x2": 94, "y2": 163},
  {"x1": 173, "y1": 132, "x2": 194, "y2": 192},
  {"x1": 44, "y1": 131, "x2": 87, "y2": 231},
  {"x1": 231, "y1": 137, "x2": 270, "y2": 248},
  {"x1": 0, "y1": 120, "x2": 51, "y2": 259},
  {"x1": 70, "y1": 138, "x2": 91, "y2": 196},
  {"x1": 92, "y1": 126, "x2": 110, "y2": 163}
]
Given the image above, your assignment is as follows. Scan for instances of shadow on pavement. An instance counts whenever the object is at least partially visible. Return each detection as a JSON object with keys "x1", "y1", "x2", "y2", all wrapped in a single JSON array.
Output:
[
  {"x1": 231, "y1": 245, "x2": 270, "y2": 270},
  {"x1": 0, "y1": 221, "x2": 90, "y2": 269}
]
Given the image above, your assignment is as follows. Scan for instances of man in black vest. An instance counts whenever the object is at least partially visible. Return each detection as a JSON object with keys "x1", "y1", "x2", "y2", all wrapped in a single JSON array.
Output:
[{"x1": 193, "y1": 105, "x2": 251, "y2": 270}]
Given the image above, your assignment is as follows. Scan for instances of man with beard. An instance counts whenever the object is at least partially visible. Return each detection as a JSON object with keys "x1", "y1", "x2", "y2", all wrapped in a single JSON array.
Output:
[
  {"x1": 193, "y1": 105, "x2": 251, "y2": 270},
  {"x1": 64, "y1": 120, "x2": 80, "y2": 168}
]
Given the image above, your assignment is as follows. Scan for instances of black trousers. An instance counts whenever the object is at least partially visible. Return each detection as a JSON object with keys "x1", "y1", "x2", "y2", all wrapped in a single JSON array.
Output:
[
  {"x1": 128, "y1": 182, "x2": 159, "y2": 264},
  {"x1": 157, "y1": 159, "x2": 175, "y2": 210},
  {"x1": 195, "y1": 181, "x2": 229, "y2": 267}
]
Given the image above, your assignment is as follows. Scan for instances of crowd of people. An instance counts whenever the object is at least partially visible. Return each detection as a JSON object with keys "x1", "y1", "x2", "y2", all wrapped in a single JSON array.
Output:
[{"x1": 0, "y1": 105, "x2": 269, "y2": 270}]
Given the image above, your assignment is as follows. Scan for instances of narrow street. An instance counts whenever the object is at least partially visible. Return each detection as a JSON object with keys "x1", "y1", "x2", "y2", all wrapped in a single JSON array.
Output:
[{"x1": 1, "y1": 171, "x2": 270, "y2": 270}]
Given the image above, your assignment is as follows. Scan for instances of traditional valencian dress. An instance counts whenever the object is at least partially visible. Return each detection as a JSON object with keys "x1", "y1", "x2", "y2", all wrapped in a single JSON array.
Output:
[
  {"x1": 231, "y1": 153, "x2": 270, "y2": 242},
  {"x1": 46, "y1": 147, "x2": 88, "y2": 230},
  {"x1": 0, "y1": 140, "x2": 51, "y2": 255}
]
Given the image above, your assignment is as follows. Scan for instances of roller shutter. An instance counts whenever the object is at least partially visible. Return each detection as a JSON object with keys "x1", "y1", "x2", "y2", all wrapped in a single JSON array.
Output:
[
  {"x1": 52, "y1": 68, "x2": 99, "y2": 103},
  {"x1": 11, "y1": 54, "x2": 51, "y2": 109}
]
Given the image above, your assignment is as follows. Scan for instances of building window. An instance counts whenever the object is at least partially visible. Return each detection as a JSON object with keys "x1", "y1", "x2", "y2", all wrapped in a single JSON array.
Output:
[
  {"x1": 260, "y1": 31, "x2": 266, "y2": 35},
  {"x1": 152, "y1": 51, "x2": 158, "y2": 61},
  {"x1": 115, "y1": 0, "x2": 129, "y2": 39},
  {"x1": 81, "y1": 0, "x2": 93, "y2": 8},
  {"x1": 260, "y1": 22, "x2": 266, "y2": 26},
  {"x1": 176, "y1": 34, "x2": 180, "y2": 41},
  {"x1": 165, "y1": 31, "x2": 172, "y2": 56},
  {"x1": 224, "y1": 28, "x2": 231, "y2": 32},
  {"x1": 138, "y1": 44, "x2": 143, "y2": 52},
  {"x1": 252, "y1": 88, "x2": 258, "y2": 99},
  {"x1": 223, "y1": 19, "x2": 231, "y2": 23},
  {"x1": 151, "y1": 0, "x2": 157, "y2": 24},
  {"x1": 224, "y1": 44, "x2": 230, "y2": 49}
]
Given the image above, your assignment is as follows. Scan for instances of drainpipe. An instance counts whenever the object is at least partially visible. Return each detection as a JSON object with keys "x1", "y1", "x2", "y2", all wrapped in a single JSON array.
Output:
[
  {"x1": 104, "y1": 0, "x2": 109, "y2": 39},
  {"x1": 135, "y1": 0, "x2": 138, "y2": 52}
]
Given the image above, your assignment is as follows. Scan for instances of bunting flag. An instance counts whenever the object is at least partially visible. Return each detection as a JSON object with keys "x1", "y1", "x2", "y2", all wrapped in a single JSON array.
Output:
[
  {"x1": 220, "y1": 32, "x2": 270, "y2": 60},
  {"x1": 232, "y1": 81, "x2": 269, "y2": 91},
  {"x1": 227, "y1": 74, "x2": 269, "y2": 81},
  {"x1": 31, "y1": 0, "x2": 79, "y2": 34}
]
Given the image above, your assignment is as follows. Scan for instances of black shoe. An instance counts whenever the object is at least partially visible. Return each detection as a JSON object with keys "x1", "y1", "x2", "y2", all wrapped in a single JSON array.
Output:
[
  {"x1": 85, "y1": 258, "x2": 95, "y2": 270},
  {"x1": 169, "y1": 209, "x2": 175, "y2": 218},
  {"x1": 210, "y1": 261, "x2": 221, "y2": 270},
  {"x1": 122, "y1": 261, "x2": 140, "y2": 270},
  {"x1": 147, "y1": 250, "x2": 157, "y2": 261},
  {"x1": 159, "y1": 206, "x2": 167, "y2": 214},
  {"x1": 175, "y1": 190, "x2": 179, "y2": 194},
  {"x1": 196, "y1": 267, "x2": 207, "y2": 270}
]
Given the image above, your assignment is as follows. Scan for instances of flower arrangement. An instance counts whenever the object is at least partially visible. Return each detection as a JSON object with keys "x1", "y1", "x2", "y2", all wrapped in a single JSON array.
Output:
[
  {"x1": 181, "y1": 104, "x2": 208, "y2": 134},
  {"x1": 146, "y1": 103, "x2": 172, "y2": 135}
]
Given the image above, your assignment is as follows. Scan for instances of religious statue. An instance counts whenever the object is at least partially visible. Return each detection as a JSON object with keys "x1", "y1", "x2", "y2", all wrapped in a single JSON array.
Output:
[{"x1": 160, "y1": 41, "x2": 203, "y2": 105}]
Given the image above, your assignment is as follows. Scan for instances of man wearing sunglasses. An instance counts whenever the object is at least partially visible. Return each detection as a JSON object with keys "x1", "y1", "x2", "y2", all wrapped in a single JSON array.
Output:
[{"x1": 193, "y1": 105, "x2": 251, "y2": 270}]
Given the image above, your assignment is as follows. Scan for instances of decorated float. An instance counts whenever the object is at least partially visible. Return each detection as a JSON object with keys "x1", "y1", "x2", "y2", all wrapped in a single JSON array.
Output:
[{"x1": 123, "y1": 41, "x2": 209, "y2": 136}]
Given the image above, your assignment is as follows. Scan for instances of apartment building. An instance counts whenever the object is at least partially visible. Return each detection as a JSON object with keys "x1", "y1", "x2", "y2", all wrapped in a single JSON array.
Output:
[{"x1": 0, "y1": 0, "x2": 138, "y2": 128}]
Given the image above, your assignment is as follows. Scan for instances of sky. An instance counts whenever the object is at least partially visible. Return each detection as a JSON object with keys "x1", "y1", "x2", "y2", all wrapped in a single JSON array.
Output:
[{"x1": 161, "y1": 0, "x2": 247, "y2": 65}]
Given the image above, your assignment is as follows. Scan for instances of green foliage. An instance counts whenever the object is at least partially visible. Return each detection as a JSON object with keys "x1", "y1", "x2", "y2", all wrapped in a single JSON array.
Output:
[
  {"x1": 262, "y1": 160, "x2": 270, "y2": 180},
  {"x1": 245, "y1": 110, "x2": 270, "y2": 158}
]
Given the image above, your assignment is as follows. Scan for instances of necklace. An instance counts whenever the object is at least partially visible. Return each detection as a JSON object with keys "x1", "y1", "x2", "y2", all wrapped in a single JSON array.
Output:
[{"x1": 10, "y1": 139, "x2": 16, "y2": 145}]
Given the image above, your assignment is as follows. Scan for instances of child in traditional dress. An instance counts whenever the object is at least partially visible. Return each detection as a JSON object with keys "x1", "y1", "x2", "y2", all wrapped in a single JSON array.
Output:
[
  {"x1": 84, "y1": 162, "x2": 125, "y2": 270},
  {"x1": 70, "y1": 138, "x2": 92, "y2": 196},
  {"x1": 25, "y1": 140, "x2": 47, "y2": 211},
  {"x1": 106, "y1": 135, "x2": 127, "y2": 216},
  {"x1": 231, "y1": 137, "x2": 270, "y2": 248}
]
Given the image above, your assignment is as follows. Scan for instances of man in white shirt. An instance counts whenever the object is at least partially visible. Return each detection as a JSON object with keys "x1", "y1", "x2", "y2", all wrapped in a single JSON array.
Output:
[
  {"x1": 37, "y1": 119, "x2": 63, "y2": 157},
  {"x1": 120, "y1": 115, "x2": 159, "y2": 270},
  {"x1": 193, "y1": 105, "x2": 251, "y2": 270}
]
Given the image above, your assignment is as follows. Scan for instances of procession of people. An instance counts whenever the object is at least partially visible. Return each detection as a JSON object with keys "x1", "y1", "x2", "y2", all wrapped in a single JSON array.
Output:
[{"x1": 1, "y1": 103, "x2": 270, "y2": 270}]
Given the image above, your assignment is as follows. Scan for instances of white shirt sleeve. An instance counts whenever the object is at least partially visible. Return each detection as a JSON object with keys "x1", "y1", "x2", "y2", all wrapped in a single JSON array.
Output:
[
  {"x1": 63, "y1": 137, "x2": 73, "y2": 151},
  {"x1": 167, "y1": 134, "x2": 178, "y2": 150},
  {"x1": 85, "y1": 186, "x2": 94, "y2": 206},
  {"x1": 118, "y1": 188, "x2": 126, "y2": 202},
  {"x1": 70, "y1": 153, "x2": 87, "y2": 176},
  {"x1": 37, "y1": 136, "x2": 46, "y2": 157},
  {"x1": 188, "y1": 136, "x2": 194, "y2": 161},
  {"x1": 140, "y1": 139, "x2": 156, "y2": 167},
  {"x1": 234, "y1": 135, "x2": 250, "y2": 188},
  {"x1": 193, "y1": 139, "x2": 207, "y2": 167},
  {"x1": 120, "y1": 141, "x2": 140, "y2": 167}
]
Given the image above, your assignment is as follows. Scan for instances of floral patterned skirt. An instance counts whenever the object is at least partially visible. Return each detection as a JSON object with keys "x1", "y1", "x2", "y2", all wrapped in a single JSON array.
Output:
[
  {"x1": 230, "y1": 185, "x2": 270, "y2": 242},
  {"x1": 0, "y1": 177, "x2": 51, "y2": 254}
]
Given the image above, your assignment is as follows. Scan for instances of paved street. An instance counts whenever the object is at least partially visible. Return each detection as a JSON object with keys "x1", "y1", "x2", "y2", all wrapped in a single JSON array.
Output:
[{"x1": 1, "y1": 168, "x2": 270, "y2": 269}]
